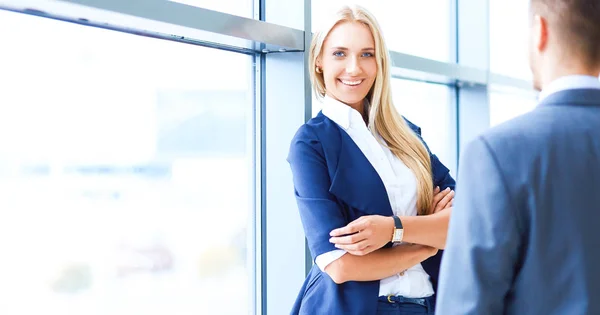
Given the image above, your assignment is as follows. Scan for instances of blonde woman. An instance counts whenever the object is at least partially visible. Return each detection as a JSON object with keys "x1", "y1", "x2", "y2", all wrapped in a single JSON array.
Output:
[{"x1": 287, "y1": 5, "x2": 455, "y2": 315}]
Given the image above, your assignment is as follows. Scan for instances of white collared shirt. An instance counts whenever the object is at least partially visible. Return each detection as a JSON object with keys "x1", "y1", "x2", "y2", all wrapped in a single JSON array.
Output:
[
  {"x1": 315, "y1": 95, "x2": 434, "y2": 298},
  {"x1": 538, "y1": 75, "x2": 600, "y2": 102}
]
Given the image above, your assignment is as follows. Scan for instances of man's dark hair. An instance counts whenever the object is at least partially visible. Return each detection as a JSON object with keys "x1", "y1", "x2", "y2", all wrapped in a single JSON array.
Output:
[{"x1": 531, "y1": 0, "x2": 600, "y2": 67}]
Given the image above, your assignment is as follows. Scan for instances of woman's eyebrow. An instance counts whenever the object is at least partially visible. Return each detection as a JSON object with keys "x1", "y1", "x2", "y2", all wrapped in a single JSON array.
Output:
[{"x1": 329, "y1": 47, "x2": 375, "y2": 51}]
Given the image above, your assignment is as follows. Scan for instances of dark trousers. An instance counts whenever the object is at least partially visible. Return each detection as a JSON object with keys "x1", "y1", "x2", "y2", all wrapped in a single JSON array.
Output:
[{"x1": 375, "y1": 295, "x2": 435, "y2": 315}]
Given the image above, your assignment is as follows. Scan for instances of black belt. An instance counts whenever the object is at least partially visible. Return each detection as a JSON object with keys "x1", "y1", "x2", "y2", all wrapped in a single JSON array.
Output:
[{"x1": 377, "y1": 295, "x2": 433, "y2": 307}]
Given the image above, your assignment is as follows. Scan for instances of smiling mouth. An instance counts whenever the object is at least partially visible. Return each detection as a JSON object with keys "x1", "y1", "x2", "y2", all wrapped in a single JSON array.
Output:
[{"x1": 339, "y1": 79, "x2": 363, "y2": 86}]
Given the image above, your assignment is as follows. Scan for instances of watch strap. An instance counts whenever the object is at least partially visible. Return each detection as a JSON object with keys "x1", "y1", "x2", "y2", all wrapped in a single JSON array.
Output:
[{"x1": 393, "y1": 215, "x2": 403, "y2": 229}]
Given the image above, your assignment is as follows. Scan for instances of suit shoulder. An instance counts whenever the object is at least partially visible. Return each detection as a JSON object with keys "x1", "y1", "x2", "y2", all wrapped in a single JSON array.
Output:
[
  {"x1": 402, "y1": 116, "x2": 421, "y2": 135},
  {"x1": 292, "y1": 114, "x2": 339, "y2": 142},
  {"x1": 478, "y1": 109, "x2": 546, "y2": 151},
  {"x1": 289, "y1": 115, "x2": 337, "y2": 158},
  {"x1": 291, "y1": 115, "x2": 327, "y2": 141},
  {"x1": 474, "y1": 108, "x2": 579, "y2": 170}
]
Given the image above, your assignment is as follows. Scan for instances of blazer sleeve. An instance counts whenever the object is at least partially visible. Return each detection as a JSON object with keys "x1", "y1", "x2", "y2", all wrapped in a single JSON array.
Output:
[
  {"x1": 430, "y1": 153, "x2": 455, "y2": 191},
  {"x1": 435, "y1": 136, "x2": 523, "y2": 315},
  {"x1": 287, "y1": 125, "x2": 348, "y2": 260}
]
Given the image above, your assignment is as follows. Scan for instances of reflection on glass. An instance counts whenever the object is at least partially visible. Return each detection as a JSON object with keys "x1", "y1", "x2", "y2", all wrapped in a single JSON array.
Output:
[
  {"x1": 312, "y1": 1, "x2": 453, "y2": 62},
  {"x1": 490, "y1": 0, "x2": 532, "y2": 80},
  {"x1": 489, "y1": 91, "x2": 538, "y2": 127},
  {"x1": 0, "y1": 10, "x2": 254, "y2": 315}
]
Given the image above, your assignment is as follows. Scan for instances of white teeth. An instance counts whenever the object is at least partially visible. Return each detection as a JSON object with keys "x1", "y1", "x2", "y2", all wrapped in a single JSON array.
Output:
[{"x1": 340, "y1": 79, "x2": 362, "y2": 86}]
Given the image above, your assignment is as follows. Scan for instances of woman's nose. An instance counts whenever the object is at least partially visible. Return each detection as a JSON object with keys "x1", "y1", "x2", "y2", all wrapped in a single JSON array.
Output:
[{"x1": 345, "y1": 57, "x2": 361, "y2": 75}]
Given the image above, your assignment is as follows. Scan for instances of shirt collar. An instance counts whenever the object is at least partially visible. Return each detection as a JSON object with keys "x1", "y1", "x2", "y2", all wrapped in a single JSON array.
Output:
[
  {"x1": 538, "y1": 75, "x2": 600, "y2": 103},
  {"x1": 321, "y1": 95, "x2": 368, "y2": 130}
]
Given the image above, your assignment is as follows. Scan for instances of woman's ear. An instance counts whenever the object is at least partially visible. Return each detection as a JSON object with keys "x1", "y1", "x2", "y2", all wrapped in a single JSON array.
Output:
[{"x1": 315, "y1": 59, "x2": 323, "y2": 73}]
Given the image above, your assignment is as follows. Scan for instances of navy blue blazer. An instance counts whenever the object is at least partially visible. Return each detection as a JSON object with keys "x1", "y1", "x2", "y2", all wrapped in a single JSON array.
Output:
[
  {"x1": 437, "y1": 88, "x2": 600, "y2": 315},
  {"x1": 287, "y1": 112, "x2": 455, "y2": 315}
]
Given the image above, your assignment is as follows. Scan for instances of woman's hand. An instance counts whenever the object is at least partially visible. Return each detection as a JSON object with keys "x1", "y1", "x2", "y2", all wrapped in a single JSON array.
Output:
[
  {"x1": 431, "y1": 186, "x2": 454, "y2": 213},
  {"x1": 328, "y1": 187, "x2": 454, "y2": 256},
  {"x1": 328, "y1": 215, "x2": 394, "y2": 256}
]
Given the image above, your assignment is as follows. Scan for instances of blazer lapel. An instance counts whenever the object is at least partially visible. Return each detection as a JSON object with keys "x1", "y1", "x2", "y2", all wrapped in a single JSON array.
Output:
[{"x1": 329, "y1": 129, "x2": 394, "y2": 216}]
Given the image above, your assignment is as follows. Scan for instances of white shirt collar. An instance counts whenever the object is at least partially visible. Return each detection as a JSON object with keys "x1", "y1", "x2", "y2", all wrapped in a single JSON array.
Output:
[
  {"x1": 538, "y1": 75, "x2": 600, "y2": 103},
  {"x1": 321, "y1": 95, "x2": 367, "y2": 130}
]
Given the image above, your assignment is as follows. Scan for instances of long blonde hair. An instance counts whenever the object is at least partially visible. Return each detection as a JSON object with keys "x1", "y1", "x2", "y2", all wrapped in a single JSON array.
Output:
[{"x1": 309, "y1": 5, "x2": 434, "y2": 215}]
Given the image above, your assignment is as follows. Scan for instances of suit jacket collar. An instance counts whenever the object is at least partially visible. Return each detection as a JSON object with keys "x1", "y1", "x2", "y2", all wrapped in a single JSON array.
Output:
[
  {"x1": 538, "y1": 88, "x2": 600, "y2": 108},
  {"x1": 538, "y1": 75, "x2": 600, "y2": 103}
]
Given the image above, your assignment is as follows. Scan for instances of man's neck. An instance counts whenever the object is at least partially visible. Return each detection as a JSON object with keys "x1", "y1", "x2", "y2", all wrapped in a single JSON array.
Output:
[{"x1": 539, "y1": 61, "x2": 600, "y2": 90}]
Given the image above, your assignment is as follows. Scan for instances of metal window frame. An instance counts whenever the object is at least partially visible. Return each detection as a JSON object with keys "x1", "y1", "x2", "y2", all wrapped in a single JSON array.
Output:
[
  {"x1": 456, "y1": 0, "x2": 491, "y2": 159},
  {"x1": 1, "y1": 0, "x2": 533, "y2": 91},
  {"x1": 0, "y1": 0, "x2": 303, "y2": 54}
]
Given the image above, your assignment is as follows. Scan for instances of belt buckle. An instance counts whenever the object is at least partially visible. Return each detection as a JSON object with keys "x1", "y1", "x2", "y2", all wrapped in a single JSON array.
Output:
[{"x1": 387, "y1": 294, "x2": 395, "y2": 303}]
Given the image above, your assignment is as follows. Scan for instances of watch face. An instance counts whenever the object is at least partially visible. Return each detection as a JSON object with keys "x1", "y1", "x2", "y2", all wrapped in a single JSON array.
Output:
[{"x1": 393, "y1": 229, "x2": 404, "y2": 242}]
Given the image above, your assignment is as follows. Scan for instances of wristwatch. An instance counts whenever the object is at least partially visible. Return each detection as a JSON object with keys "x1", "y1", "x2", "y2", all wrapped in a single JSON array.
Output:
[{"x1": 391, "y1": 216, "x2": 404, "y2": 243}]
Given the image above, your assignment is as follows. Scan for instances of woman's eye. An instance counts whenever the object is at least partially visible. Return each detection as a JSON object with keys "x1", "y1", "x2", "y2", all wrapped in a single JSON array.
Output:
[
  {"x1": 362, "y1": 52, "x2": 374, "y2": 57},
  {"x1": 333, "y1": 51, "x2": 345, "y2": 57}
]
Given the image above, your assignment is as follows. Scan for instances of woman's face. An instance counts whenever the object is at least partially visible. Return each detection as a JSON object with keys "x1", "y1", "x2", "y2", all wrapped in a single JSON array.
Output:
[{"x1": 318, "y1": 21, "x2": 377, "y2": 109}]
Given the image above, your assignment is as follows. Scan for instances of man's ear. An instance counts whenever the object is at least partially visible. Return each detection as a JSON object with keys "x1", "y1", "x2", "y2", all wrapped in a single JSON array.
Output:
[{"x1": 533, "y1": 14, "x2": 549, "y2": 52}]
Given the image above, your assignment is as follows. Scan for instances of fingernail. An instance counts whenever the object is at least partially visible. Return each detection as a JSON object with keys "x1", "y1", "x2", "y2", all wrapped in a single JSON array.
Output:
[{"x1": 445, "y1": 187, "x2": 450, "y2": 191}]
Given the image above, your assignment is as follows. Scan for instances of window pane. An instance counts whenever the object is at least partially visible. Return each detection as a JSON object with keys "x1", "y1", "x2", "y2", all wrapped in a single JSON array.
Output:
[
  {"x1": 170, "y1": 0, "x2": 254, "y2": 18},
  {"x1": 392, "y1": 79, "x2": 455, "y2": 172},
  {"x1": 312, "y1": 1, "x2": 453, "y2": 62},
  {"x1": 0, "y1": 10, "x2": 254, "y2": 315},
  {"x1": 489, "y1": 91, "x2": 537, "y2": 126},
  {"x1": 489, "y1": 0, "x2": 532, "y2": 80}
]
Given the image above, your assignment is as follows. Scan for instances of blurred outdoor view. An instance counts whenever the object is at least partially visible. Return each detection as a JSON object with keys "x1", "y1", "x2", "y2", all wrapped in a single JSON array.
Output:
[{"x1": 0, "y1": 9, "x2": 255, "y2": 315}]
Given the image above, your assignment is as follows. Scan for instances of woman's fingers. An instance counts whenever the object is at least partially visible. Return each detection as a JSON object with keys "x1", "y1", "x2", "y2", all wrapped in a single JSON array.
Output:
[
  {"x1": 435, "y1": 190, "x2": 455, "y2": 211},
  {"x1": 336, "y1": 240, "x2": 372, "y2": 255},
  {"x1": 329, "y1": 218, "x2": 367, "y2": 237},
  {"x1": 433, "y1": 187, "x2": 451, "y2": 206},
  {"x1": 329, "y1": 230, "x2": 367, "y2": 245}
]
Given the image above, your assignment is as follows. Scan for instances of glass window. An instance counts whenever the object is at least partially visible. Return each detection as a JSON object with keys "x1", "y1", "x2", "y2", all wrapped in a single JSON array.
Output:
[
  {"x1": 312, "y1": 1, "x2": 453, "y2": 62},
  {"x1": 0, "y1": 10, "x2": 255, "y2": 315},
  {"x1": 489, "y1": 0, "x2": 532, "y2": 80},
  {"x1": 489, "y1": 90, "x2": 538, "y2": 126},
  {"x1": 170, "y1": 0, "x2": 254, "y2": 18},
  {"x1": 391, "y1": 79, "x2": 455, "y2": 172}
]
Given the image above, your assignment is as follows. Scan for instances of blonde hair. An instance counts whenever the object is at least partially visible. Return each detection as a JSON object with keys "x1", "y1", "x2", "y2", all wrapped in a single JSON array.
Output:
[{"x1": 309, "y1": 5, "x2": 434, "y2": 215}]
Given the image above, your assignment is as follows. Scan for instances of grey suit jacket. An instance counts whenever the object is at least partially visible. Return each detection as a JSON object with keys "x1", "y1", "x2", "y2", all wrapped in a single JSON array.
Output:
[{"x1": 436, "y1": 88, "x2": 600, "y2": 315}]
